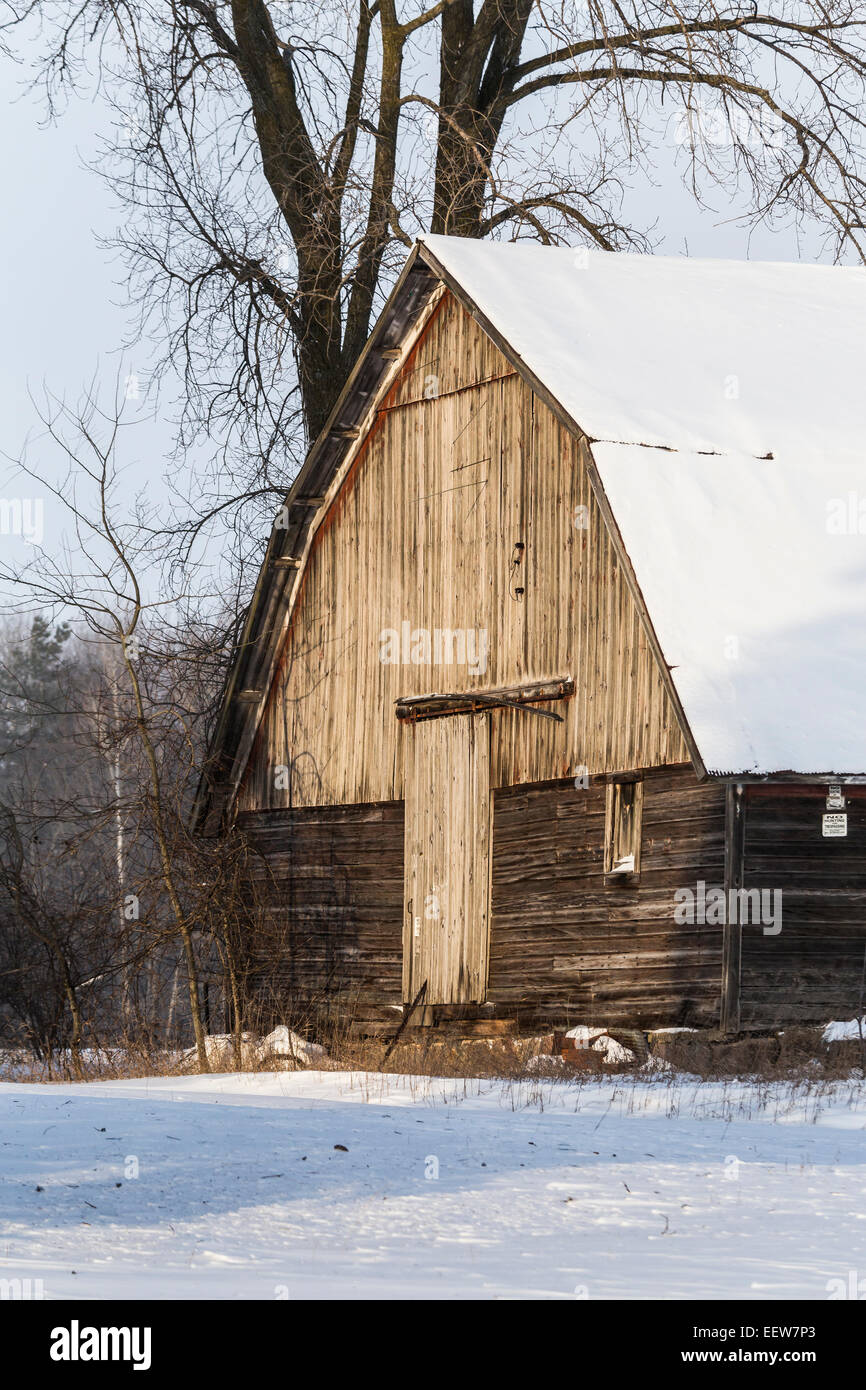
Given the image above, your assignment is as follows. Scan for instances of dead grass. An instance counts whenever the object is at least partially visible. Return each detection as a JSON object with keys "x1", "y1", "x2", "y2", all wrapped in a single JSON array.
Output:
[
  {"x1": 648, "y1": 1025, "x2": 866, "y2": 1081},
  {"x1": 3, "y1": 1021, "x2": 865, "y2": 1087},
  {"x1": 0, "y1": 1043, "x2": 189, "y2": 1084}
]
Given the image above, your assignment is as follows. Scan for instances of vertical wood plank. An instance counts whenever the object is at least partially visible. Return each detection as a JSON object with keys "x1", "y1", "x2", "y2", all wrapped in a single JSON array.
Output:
[
  {"x1": 403, "y1": 713, "x2": 491, "y2": 1003},
  {"x1": 720, "y1": 781, "x2": 746, "y2": 1034}
]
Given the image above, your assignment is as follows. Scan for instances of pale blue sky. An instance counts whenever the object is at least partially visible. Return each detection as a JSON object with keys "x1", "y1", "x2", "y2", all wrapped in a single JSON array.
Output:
[{"x1": 0, "y1": 64, "x2": 182, "y2": 609}]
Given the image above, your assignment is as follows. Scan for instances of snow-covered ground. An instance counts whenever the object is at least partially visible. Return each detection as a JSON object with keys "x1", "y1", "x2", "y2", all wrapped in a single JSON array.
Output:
[{"x1": 2, "y1": 1069, "x2": 866, "y2": 1300}]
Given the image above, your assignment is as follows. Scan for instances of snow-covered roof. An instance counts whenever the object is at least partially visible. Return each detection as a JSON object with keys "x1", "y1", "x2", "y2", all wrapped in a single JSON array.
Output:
[{"x1": 422, "y1": 236, "x2": 866, "y2": 776}]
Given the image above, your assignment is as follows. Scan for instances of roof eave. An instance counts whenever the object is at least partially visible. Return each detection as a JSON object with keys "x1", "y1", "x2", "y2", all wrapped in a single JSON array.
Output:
[{"x1": 707, "y1": 770, "x2": 866, "y2": 783}]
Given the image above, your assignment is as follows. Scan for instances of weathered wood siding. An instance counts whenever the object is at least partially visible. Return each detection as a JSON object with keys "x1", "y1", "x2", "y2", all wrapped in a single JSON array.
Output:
[
  {"x1": 403, "y1": 713, "x2": 491, "y2": 1003},
  {"x1": 237, "y1": 775, "x2": 866, "y2": 1031},
  {"x1": 488, "y1": 766, "x2": 726, "y2": 1028},
  {"x1": 237, "y1": 291, "x2": 687, "y2": 813},
  {"x1": 237, "y1": 803, "x2": 403, "y2": 1022},
  {"x1": 738, "y1": 785, "x2": 866, "y2": 1029},
  {"x1": 237, "y1": 766, "x2": 730, "y2": 1027}
]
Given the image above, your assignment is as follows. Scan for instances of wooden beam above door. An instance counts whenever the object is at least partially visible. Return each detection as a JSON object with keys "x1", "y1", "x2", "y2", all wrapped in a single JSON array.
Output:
[{"x1": 395, "y1": 676, "x2": 574, "y2": 723}]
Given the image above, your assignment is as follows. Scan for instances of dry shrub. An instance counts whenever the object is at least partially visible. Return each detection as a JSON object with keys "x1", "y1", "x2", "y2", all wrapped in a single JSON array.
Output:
[{"x1": 648, "y1": 1025, "x2": 866, "y2": 1081}]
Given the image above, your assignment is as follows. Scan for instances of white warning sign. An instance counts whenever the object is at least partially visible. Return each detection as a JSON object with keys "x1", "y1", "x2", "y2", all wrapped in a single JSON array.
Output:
[{"x1": 822, "y1": 813, "x2": 848, "y2": 838}]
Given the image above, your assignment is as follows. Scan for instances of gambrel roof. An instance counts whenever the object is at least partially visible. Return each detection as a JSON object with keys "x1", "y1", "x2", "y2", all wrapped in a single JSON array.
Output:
[{"x1": 194, "y1": 238, "x2": 866, "y2": 829}]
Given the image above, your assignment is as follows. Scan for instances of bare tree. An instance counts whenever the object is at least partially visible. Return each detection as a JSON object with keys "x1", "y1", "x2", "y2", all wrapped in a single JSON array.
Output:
[
  {"x1": 0, "y1": 621, "x2": 123, "y2": 1069},
  {"x1": 0, "y1": 386, "x2": 227, "y2": 1069},
  {"x1": 5, "y1": 1, "x2": 865, "y2": 573}
]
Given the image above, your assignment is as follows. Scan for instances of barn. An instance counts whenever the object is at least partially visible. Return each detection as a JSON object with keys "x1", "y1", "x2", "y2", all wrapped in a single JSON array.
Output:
[{"x1": 194, "y1": 237, "x2": 866, "y2": 1039}]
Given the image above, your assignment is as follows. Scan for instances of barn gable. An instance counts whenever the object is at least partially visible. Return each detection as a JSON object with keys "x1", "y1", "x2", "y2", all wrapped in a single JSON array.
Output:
[
  {"x1": 233, "y1": 288, "x2": 690, "y2": 815},
  {"x1": 196, "y1": 238, "x2": 866, "y2": 833},
  {"x1": 195, "y1": 243, "x2": 711, "y2": 834}
]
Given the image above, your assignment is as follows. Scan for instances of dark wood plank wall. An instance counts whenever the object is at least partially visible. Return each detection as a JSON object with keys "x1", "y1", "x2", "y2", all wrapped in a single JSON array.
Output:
[
  {"x1": 739, "y1": 785, "x2": 866, "y2": 1029},
  {"x1": 488, "y1": 765, "x2": 727, "y2": 1029},
  {"x1": 237, "y1": 778, "x2": 866, "y2": 1032},
  {"x1": 238, "y1": 803, "x2": 404, "y2": 1027},
  {"x1": 237, "y1": 766, "x2": 729, "y2": 1029}
]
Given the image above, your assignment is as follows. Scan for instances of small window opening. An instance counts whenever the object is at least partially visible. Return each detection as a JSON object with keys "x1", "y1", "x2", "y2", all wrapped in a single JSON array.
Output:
[{"x1": 605, "y1": 779, "x2": 643, "y2": 882}]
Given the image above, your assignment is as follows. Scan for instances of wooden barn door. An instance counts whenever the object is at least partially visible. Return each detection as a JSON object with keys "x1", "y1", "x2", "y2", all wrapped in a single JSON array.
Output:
[{"x1": 403, "y1": 714, "x2": 491, "y2": 1005}]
